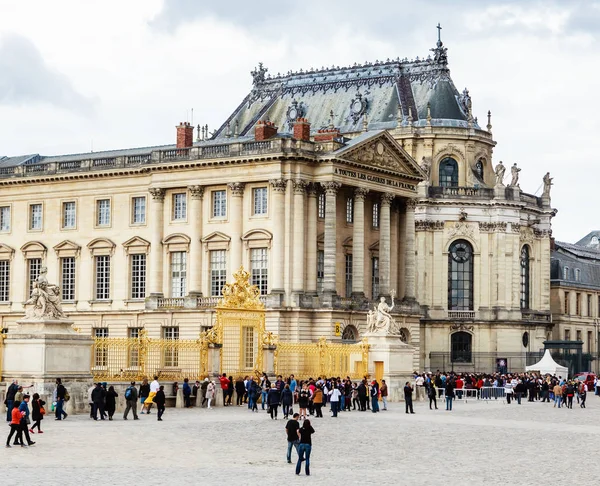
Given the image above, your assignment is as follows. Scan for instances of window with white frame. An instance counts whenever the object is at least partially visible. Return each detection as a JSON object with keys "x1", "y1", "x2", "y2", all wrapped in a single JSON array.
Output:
[
  {"x1": 346, "y1": 197, "x2": 354, "y2": 224},
  {"x1": 345, "y1": 254, "x2": 353, "y2": 298},
  {"x1": 317, "y1": 250, "x2": 324, "y2": 293},
  {"x1": 27, "y1": 258, "x2": 41, "y2": 298},
  {"x1": 318, "y1": 193, "x2": 326, "y2": 219},
  {"x1": 95, "y1": 255, "x2": 111, "y2": 300},
  {"x1": 0, "y1": 260, "x2": 9, "y2": 302},
  {"x1": 130, "y1": 254, "x2": 146, "y2": 299},
  {"x1": 30, "y1": 204, "x2": 42, "y2": 230},
  {"x1": 0, "y1": 206, "x2": 10, "y2": 232},
  {"x1": 61, "y1": 257, "x2": 76, "y2": 301},
  {"x1": 96, "y1": 199, "x2": 110, "y2": 226},
  {"x1": 212, "y1": 190, "x2": 227, "y2": 218},
  {"x1": 170, "y1": 251, "x2": 187, "y2": 297},
  {"x1": 210, "y1": 250, "x2": 227, "y2": 296},
  {"x1": 94, "y1": 327, "x2": 109, "y2": 367},
  {"x1": 132, "y1": 196, "x2": 146, "y2": 224},
  {"x1": 250, "y1": 248, "x2": 268, "y2": 295},
  {"x1": 253, "y1": 187, "x2": 268, "y2": 215},
  {"x1": 62, "y1": 201, "x2": 76, "y2": 229},
  {"x1": 172, "y1": 193, "x2": 187, "y2": 221},
  {"x1": 372, "y1": 202, "x2": 380, "y2": 228},
  {"x1": 372, "y1": 256, "x2": 380, "y2": 298},
  {"x1": 163, "y1": 326, "x2": 179, "y2": 367},
  {"x1": 563, "y1": 266, "x2": 569, "y2": 280},
  {"x1": 575, "y1": 268, "x2": 581, "y2": 282}
]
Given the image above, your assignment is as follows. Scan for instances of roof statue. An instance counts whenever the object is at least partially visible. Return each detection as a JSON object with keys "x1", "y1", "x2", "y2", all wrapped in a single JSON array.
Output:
[
  {"x1": 494, "y1": 161, "x2": 506, "y2": 186},
  {"x1": 23, "y1": 267, "x2": 68, "y2": 321},
  {"x1": 509, "y1": 163, "x2": 521, "y2": 187},
  {"x1": 251, "y1": 62, "x2": 268, "y2": 86},
  {"x1": 542, "y1": 172, "x2": 553, "y2": 198}
]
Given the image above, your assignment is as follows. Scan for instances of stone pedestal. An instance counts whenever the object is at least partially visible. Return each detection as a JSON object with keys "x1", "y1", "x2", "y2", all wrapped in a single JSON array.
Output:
[
  {"x1": 263, "y1": 345, "x2": 276, "y2": 375},
  {"x1": 365, "y1": 333, "x2": 415, "y2": 402},
  {"x1": 2, "y1": 319, "x2": 93, "y2": 414}
]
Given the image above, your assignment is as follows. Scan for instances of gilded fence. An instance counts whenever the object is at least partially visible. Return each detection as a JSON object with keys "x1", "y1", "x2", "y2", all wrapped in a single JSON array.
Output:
[
  {"x1": 274, "y1": 337, "x2": 369, "y2": 380},
  {"x1": 0, "y1": 329, "x2": 5, "y2": 381},
  {"x1": 91, "y1": 330, "x2": 209, "y2": 382}
]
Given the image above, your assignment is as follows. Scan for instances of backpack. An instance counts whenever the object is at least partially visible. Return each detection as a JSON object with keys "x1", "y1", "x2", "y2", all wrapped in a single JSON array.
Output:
[
  {"x1": 125, "y1": 387, "x2": 133, "y2": 400},
  {"x1": 64, "y1": 390, "x2": 70, "y2": 402}
]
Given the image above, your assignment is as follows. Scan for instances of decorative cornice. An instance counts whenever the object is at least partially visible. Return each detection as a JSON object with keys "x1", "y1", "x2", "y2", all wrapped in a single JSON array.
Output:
[
  {"x1": 405, "y1": 198, "x2": 417, "y2": 209},
  {"x1": 269, "y1": 178, "x2": 287, "y2": 193},
  {"x1": 188, "y1": 185, "x2": 205, "y2": 199},
  {"x1": 450, "y1": 323, "x2": 474, "y2": 332},
  {"x1": 354, "y1": 187, "x2": 369, "y2": 201},
  {"x1": 415, "y1": 220, "x2": 445, "y2": 231},
  {"x1": 149, "y1": 187, "x2": 165, "y2": 201},
  {"x1": 321, "y1": 181, "x2": 342, "y2": 195},
  {"x1": 227, "y1": 182, "x2": 245, "y2": 196},
  {"x1": 534, "y1": 229, "x2": 552, "y2": 238},
  {"x1": 292, "y1": 179, "x2": 308, "y2": 194},
  {"x1": 478, "y1": 221, "x2": 507, "y2": 233}
]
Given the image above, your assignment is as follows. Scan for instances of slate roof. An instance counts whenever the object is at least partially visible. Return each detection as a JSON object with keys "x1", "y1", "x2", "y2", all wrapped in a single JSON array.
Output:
[
  {"x1": 551, "y1": 240, "x2": 600, "y2": 290},
  {"x1": 213, "y1": 37, "x2": 477, "y2": 139}
]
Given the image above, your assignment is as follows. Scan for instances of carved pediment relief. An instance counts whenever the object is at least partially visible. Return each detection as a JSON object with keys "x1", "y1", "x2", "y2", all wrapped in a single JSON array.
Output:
[
  {"x1": 202, "y1": 231, "x2": 231, "y2": 251},
  {"x1": 0, "y1": 243, "x2": 15, "y2": 260},
  {"x1": 53, "y1": 240, "x2": 81, "y2": 258},
  {"x1": 123, "y1": 236, "x2": 151, "y2": 255}
]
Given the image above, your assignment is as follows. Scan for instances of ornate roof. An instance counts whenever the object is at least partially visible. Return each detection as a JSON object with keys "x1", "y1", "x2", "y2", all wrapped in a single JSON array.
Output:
[{"x1": 213, "y1": 36, "x2": 477, "y2": 139}]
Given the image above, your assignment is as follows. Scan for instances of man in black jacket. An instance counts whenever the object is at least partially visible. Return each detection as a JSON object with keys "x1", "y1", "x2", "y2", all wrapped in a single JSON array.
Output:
[
  {"x1": 55, "y1": 378, "x2": 68, "y2": 421},
  {"x1": 404, "y1": 382, "x2": 415, "y2": 414},
  {"x1": 357, "y1": 381, "x2": 367, "y2": 411},
  {"x1": 5, "y1": 380, "x2": 19, "y2": 422},
  {"x1": 91, "y1": 383, "x2": 106, "y2": 420},
  {"x1": 123, "y1": 381, "x2": 139, "y2": 420}
]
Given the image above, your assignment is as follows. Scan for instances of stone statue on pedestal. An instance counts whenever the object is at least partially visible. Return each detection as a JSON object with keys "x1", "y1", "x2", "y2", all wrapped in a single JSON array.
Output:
[
  {"x1": 494, "y1": 161, "x2": 506, "y2": 186},
  {"x1": 366, "y1": 290, "x2": 401, "y2": 336},
  {"x1": 542, "y1": 172, "x2": 553, "y2": 198},
  {"x1": 23, "y1": 267, "x2": 67, "y2": 320},
  {"x1": 509, "y1": 163, "x2": 521, "y2": 187}
]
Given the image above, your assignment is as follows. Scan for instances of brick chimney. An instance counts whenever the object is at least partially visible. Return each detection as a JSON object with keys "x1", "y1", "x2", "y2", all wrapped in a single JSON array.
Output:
[
  {"x1": 255, "y1": 121, "x2": 278, "y2": 141},
  {"x1": 293, "y1": 118, "x2": 311, "y2": 142},
  {"x1": 314, "y1": 127, "x2": 341, "y2": 142},
  {"x1": 176, "y1": 122, "x2": 194, "y2": 148}
]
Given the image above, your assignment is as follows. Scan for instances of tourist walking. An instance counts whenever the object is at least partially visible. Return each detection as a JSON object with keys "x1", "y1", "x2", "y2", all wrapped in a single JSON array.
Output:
[
  {"x1": 106, "y1": 386, "x2": 118, "y2": 420},
  {"x1": 235, "y1": 377, "x2": 245, "y2": 406},
  {"x1": 404, "y1": 382, "x2": 414, "y2": 414},
  {"x1": 201, "y1": 378, "x2": 210, "y2": 407},
  {"x1": 370, "y1": 380, "x2": 380, "y2": 413},
  {"x1": 153, "y1": 385, "x2": 166, "y2": 421},
  {"x1": 380, "y1": 380, "x2": 388, "y2": 411},
  {"x1": 553, "y1": 383, "x2": 563, "y2": 408},
  {"x1": 260, "y1": 373, "x2": 270, "y2": 410},
  {"x1": 298, "y1": 385, "x2": 310, "y2": 419},
  {"x1": 357, "y1": 380, "x2": 367, "y2": 411},
  {"x1": 329, "y1": 384, "x2": 341, "y2": 417},
  {"x1": 295, "y1": 419, "x2": 315, "y2": 476},
  {"x1": 139, "y1": 378, "x2": 150, "y2": 413},
  {"x1": 285, "y1": 413, "x2": 300, "y2": 463},
  {"x1": 5, "y1": 380, "x2": 19, "y2": 422},
  {"x1": 144, "y1": 376, "x2": 160, "y2": 414},
  {"x1": 30, "y1": 393, "x2": 45, "y2": 433},
  {"x1": 18, "y1": 396, "x2": 35, "y2": 446},
  {"x1": 566, "y1": 382, "x2": 575, "y2": 409},
  {"x1": 91, "y1": 383, "x2": 106, "y2": 420},
  {"x1": 227, "y1": 376, "x2": 234, "y2": 406},
  {"x1": 281, "y1": 384, "x2": 294, "y2": 419},
  {"x1": 218, "y1": 374, "x2": 230, "y2": 406},
  {"x1": 183, "y1": 378, "x2": 192, "y2": 408},
  {"x1": 445, "y1": 379, "x2": 455, "y2": 411},
  {"x1": 268, "y1": 384, "x2": 281, "y2": 419},
  {"x1": 6, "y1": 400, "x2": 25, "y2": 448},
  {"x1": 54, "y1": 378, "x2": 68, "y2": 420},
  {"x1": 428, "y1": 382, "x2": 438, "y2": 410},
  {"x1": 206, "y1": 380, "x2": 215, "y2": 409},
  {"x1": 123, "y1": 381, "x2": 139, "y2": 420},
  {"x1": 580, "y1": 382, "x2": 587, "y2": 408},
  {"x1": 312, "y1": 385, "x2": 323, "y2": 418}
]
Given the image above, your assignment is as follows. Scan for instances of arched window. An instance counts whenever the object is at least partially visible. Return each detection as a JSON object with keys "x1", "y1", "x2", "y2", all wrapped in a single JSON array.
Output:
[
  {"x1": 475, "y1": 159, "x2": 484, "y2": 180},
  {"x1": 448, "y1": 239, "x2": 474, "y2": 310},
  {"x1": 341, "y1": 325, "x2": 358, "y2": 342},
  {"x1": 451, "y1": 332, "x2": 472, "y2": 363},
  {"x1": 520, "y1": 245, "x2": 530, "y2": 310},
  {"x1": 439, "y1": 157, "x2": 458, "y2": 188}
]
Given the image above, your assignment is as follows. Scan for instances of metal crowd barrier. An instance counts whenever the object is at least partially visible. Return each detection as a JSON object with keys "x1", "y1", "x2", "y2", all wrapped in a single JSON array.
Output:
[{"x1": 479, "y1": 386, "x2": 507, "y2": 401}]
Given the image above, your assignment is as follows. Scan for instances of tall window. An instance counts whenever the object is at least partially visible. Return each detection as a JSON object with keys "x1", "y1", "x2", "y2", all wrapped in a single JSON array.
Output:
[
  {"x1": 372, "y1": 256, "x2": 380, "y2": 298},
  {"x1": 575, "y1": 268, "x2": 581, "y2": 282},
  {"x1": 565, "y1": 329, "x2": 570, "y2": 341},
  {"x1": 439, "y1": 157, "x2": 458, "y2": 188},
  {"x1": 372, "y1": 202, "x2": 380, "y2": 228},
  {"x1": 317, "y1": 250, "x2": 324, "y2": 293},
  {"x1": 588, "y1": 294, "x2": 592, "y2": 317},
  {"x1": 132, "y1": 196, "x2": 146, "y2": 224},
  {"x1": 563, "y1": 266, "x2": 569, "y2": 280},
  {"x1": 253, "y1": 187, "x2": 268, "y2": 215},
  {"x1": 0, "y1": 206, "x2": 10, "y2": 231},
  {"x1": 588, "y1": 331, "x2": 592, "y2": 353},
  {"x1": 170, "y1": 252, "x2": 187, "y2": 297},
  {"x1": 212, "y1": 190, "x2": 227, "y2": 218},
  {"x1": 27, "y1": 258, "x2": 41, "y2": 297},
  {"x1": 576, "y1": 330, "x2": 582, "y2": 342},
  {"x1": 0, "y1": 260, "x2": 9, "y2": 302},
  {"x1": 451, "y1": 332, "x2": 472, "y2": 363},
  {"x1": 346, "y1": 197, "x2": 354, "y2": 223},
  {"x1": 62, "y1": 201, "x2": 76, "y2": 229},
  {"x1": 576, "y1": 293, "x2": 581, "y2": 316},
  {"x1": 448, "y1": 239, "x2": 474, "y2": 310},
  {"x1": 242, "y1": 326, "x2": 255, "y2": 369},
  {"x1": 95, "y1": 255, "x2": 111, "y2": 300},
  {"x1": 318, "y1": 193, "x2": 326, "y2": 219},
  {"x1": 210, "y1": 250, "x2": 227, "y2": 296},
  {"x1": 172, "y1": 193, "x2": 187, "y2": 220},
  {"x1": 345, "y1": 254, "x2": 353, "y2": 298},
  {"x1": 564, "y1": 292, "x2": 570, "y2": 315},
  {"x1": 94, "y1": 328, "x2": 109, "y2": 367},
  {"x1": 96, "y1": 199, "x2": 110, "y2": 226},
  {"x1": 30, "y1": 204, "x2": 42, "y2": 230},
  {"x1": 61, "y1": 257, "x2": 76, "y2": 301},
  {"x1": 520, "y1": 245, "x2": 530, "y2": 310},
  {"x1": 250, "y1": 248, "x2": 268, "y2": 295},
  {"x1": 163, "y1": 326, "x2": 179, "y2": 367},
  {"x1": 131, "y1": 254, "x2": 146, "y2": 299},
  {"x1": 128, "y1": 327, "x2": 142, "y2": 367}
]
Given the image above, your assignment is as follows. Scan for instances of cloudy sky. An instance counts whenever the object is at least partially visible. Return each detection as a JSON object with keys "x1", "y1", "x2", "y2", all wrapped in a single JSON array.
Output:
[{"x1": 0, "y1": 1, "x2": 598, "y2": 242}]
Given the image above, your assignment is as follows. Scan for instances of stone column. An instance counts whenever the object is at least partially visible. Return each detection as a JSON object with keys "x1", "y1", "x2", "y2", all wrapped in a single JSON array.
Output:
[
  {"x1": 148, "y1": 188, "x2": 165, "y2": 297},
  {"x1": 292, "y1": 179, "x2": 308, "y2": 304},
  {"x1": 305, "y1": 184, "x2": 319, "y2": 295},
  {"x1": 188, "y1": 185, "x2": 204, "y2": 296},
  {"x1": 352, "y1": 187, "x2": 369, "y2": 297},
  {"x1": 379, "y1": 193, "x2": 394, "y2": 296},
  {"x1": 403, "y1": 198, "x2": 417, "y2": 302},
  {"x1": 269, "y1": 179, "x2": 287, "y2": 299},
  {"x1": 227, "y1": 182, "x2": 245, "y2": 280},
  {"x1": 321, "y1": 182, "x2": 341, "y2": 298}
]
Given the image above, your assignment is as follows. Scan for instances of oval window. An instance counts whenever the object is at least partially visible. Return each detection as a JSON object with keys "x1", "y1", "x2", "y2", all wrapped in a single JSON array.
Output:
[{"x1": 522, "y1": 331, "x2": 529, "y2": 348}]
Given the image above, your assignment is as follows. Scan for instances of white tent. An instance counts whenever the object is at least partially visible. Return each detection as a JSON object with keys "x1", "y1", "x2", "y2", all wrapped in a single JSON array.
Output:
[{"x1": 525, "y1": 350, "x2": 569, "y2": 378}]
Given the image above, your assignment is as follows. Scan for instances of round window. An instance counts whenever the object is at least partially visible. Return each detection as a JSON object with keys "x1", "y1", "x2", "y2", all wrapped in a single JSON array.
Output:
[{"x1": 522, "y1": 331, "x2": 529, "y2": 348}]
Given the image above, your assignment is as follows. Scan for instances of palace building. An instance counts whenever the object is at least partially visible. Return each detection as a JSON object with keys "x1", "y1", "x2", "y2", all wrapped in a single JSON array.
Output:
[{"x1": 0, "y1": 32, "x2": 556, "y2": 374}]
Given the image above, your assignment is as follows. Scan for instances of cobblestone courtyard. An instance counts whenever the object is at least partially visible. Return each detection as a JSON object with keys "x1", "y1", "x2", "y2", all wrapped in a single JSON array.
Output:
[{"x1": 4, "y1": 397, "x2": 600, "y2": 485}]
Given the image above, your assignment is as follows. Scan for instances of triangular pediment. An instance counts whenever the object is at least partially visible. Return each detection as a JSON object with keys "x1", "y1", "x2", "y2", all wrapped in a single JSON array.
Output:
[
  {"x1": 53, "y1": 240, "x2": 81, "y2": 252},
  {"x1": 328, "y1": 130, "x2": 425, "y2": 181},
  {"x1": 201, "y1": 231, "x2": 231, "y2": 244},
  {"x1": 123, "y1": 236, "x2": 151, "y2": 249}
]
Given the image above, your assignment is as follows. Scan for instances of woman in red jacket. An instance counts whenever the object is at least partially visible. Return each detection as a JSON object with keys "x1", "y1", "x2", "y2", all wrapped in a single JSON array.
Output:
[{"x1": 6, "y1": 400, "x2": 25, "y2": 448}]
